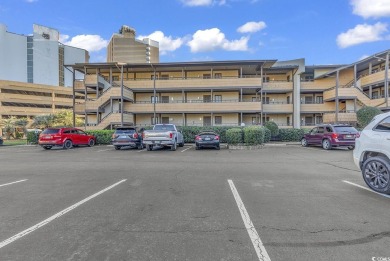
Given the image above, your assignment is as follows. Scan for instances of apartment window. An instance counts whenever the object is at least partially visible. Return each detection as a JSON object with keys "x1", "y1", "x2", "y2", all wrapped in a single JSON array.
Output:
[
  {"x1": 161, "y1": 96, "x2": 169, "y2": 103},
  {"x1": 316, "y1": 96, "x2": 323, "y2": 104},
  {"x1": 305, "y1": 96, "x2": 313, "y2": 104},
  {"x1": 215, "y1": 116, "x2": 222, "y2": 125},
  {"x1": 305, "y1": 116, "x2": 313, "y2": 125},
  {"x1": 287, "y1": 117, "x2": 290, "y2": 126},
  {"x1": 203, "y1": 74, "x2": 211, "y2": 79},
  {"x1": 151, "y1": 96, "x2": 159, "y2": 103},
  {"x1": 204, "y1": 116, "x2": 212, "y2": 126},
  {"x1": 262, "y1": 97, "x2": 270, "y2": 104},
  {"x1": 214, "y1": 95, "x2": 222, "y2": 102},
  {"x1": 252, "y1": 117, "x2": 257, "y2": 125},
  {"x1": 287, "y1": 96, "x2": 290, "y2": 104},
  {"x1": 214, "y1": 73, "x2": 222, "y2": 79},
  {"x1": 263, "y1": 77, "x2": 270, "y2": 82},
  {"x1": 203, "y1": 95, "x2": 212, "y2": 103},
  {"x1": 162, "y1": 117, "x2": 169, "y2": 124},
  {"x1": 316, "y1": 115, "x2": 323, "y2": 124},
  {"x1": 372, "y1": 91, "x2": 379, "y2": 99},
  {"x1": 151, "y1": 117, "x2": 159, "y2": 124}
]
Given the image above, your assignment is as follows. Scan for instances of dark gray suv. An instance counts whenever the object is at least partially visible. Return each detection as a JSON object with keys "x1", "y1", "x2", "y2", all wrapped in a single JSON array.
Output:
[
  {"x1": 112, "y1": 126, "x2": 143, "y2": 150},
  {"x1": 301, "y1": 124, "x2": 358, "y2": 150}
]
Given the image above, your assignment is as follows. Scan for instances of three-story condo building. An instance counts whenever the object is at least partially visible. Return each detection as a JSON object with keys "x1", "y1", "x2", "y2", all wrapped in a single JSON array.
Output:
[{"x1": 69, "y1": 49, "x2": 390, "y2": 130}]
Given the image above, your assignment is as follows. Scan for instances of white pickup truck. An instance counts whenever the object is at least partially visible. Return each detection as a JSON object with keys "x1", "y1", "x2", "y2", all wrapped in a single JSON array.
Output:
[{"x1": 142, "y1": 124, "x2": 184, "y2": 151}]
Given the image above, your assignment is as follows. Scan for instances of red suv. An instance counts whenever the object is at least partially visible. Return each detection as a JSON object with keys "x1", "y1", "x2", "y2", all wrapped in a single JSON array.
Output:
[
  {"x1": 38, "y1": 127, "x2": 96, "y2": 150},
  {"x1": 301, "y1": 124, "x2": 358, "y2": 150}
]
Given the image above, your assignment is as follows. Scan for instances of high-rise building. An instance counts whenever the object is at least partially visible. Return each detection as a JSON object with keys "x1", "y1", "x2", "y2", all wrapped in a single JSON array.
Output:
[
  {"x1": 0, "y1": 24, "x2": 89, "y2": 87},
  {"x1": 106, "y1": 25, "x2": 159, "y2": 63}
]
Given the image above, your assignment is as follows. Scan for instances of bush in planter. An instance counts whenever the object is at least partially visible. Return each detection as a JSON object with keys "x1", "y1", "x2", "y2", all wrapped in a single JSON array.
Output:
[
  {"x1": 263, "y1": 127, "x2": 271, "y2": 143},
  {"x1": 279, "y1": 128, "x2": 304, "y2": 142},
  {"x1": 27, "y1": 131, "x2": 39, "y2": 144},
  {"x1": 244, "y1": 126, "x2": 264, "y2": 145},
  {"x1": 226, "y1": 128, "x2": 243, "y2": 145},
  {"x1": 264, "y1": 121, "x2": 279, "y2": 137},
  {"x1": 85, "y1": 130, "x2": 114, "y2": 145},
  {"x1": 357, "y1": 106, "x2": 382, "y2": 128}
]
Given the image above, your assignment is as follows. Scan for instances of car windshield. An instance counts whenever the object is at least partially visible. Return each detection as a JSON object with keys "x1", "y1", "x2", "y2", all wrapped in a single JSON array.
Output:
[
  {"x1": 153, "y1": 125, "x2": 175, "y2": 131},
  {"x1": 334, "y1": 126, "x2": 357, "y2": 133},
  {"x1": 42, "y1": 129, "x2": 59, "y2": 134},
  {"x1": 115, "y1": 129, "x2": 135, "y2": 134}
]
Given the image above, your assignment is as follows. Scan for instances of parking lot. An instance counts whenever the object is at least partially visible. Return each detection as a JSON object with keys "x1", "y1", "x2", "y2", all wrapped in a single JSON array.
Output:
[{"x1": 1, "y1": 144, "x2": 390, "y2": 261}]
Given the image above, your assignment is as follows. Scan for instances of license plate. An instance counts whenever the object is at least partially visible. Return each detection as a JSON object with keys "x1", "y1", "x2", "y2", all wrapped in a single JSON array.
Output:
[
  {"x1": 345, "y1": 135, "x2": 352, "y2": 139},
  {"x1": 119, "y1": 135, "x2": 127, "y2": 138},
  {"x1": 205, "y1": 137, "x2": 211, "y2": 141},
  {"x1": 153, "y1": 141, "x2": 161, "y2": 144}
]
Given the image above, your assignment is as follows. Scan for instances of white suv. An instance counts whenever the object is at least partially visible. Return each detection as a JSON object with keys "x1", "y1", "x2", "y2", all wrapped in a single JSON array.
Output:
[{"x1": 353, "y1": 112, "x2": 390, "y2": 194}]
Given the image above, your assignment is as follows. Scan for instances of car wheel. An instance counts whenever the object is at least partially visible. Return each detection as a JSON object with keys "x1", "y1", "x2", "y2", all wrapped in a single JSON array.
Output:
[
  {"x1": 63, "y1": 140, "x2": 72, "y2": 150},
  {"x1": 171, "y1": 142, "x2": 177, "y2": 151},
  {"x1": 137, "y1": 143, "x2": 143, "y2": 150},
  {"x1": 114, "y1": 146, "x2": 121, "y2": 150},
  {"x1": 195, "y1": 145, "x2": 200, "y2": 150},
  {"x1": 179, "y1": 141, "x2": 184, "y2": 147},
  {"x1": 216, "y1": 145, "x2": 220, "y2": 150},
  {"x1": 88, "y1": 139, "x2": 95, "y2": 147},
  {"x1": 322, "y1": 139, "x2": 331, "y2": 150},
  {"x1": 147, "y1": 145, "x2": 152, "y2": 151},
  {"x1": 348, "y1": 146, "x2": 355, "y2": 150},
  {"x1": 43, "y1": 146, "x2": 52, "y2": 150},
  {"x1": 362, "y1": 156, "x2": 390, "y2": 194},
  {"x1": 301, "y1": 138, "x2": 308, "y2": 147}
]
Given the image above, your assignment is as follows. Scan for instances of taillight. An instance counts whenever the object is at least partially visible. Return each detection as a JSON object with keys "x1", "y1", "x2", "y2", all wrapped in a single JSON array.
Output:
[
  {"x1": 142, "y1": 132, "x2": 145, "y2": 138},
  {"x1": 195, "y1": 136, "x2": 202, "y2": 141},
  {"x1": 133, "y1": 133, "x2": 138, "y2": 139},
  {"x1": 53, "y1": 135, "x2": 61, "y2": 139},
  {"x1": 331, "y1": 133, "x2": 338, "y2": 139},
  {"x1": 215, "y1": 135, "x2": 220, "y2": 140},
  {"x1": 112, "y1": 134, "x2": 117, "y2": 139},
  {"x1": 170, "y1": 132, "x2": 173, "y2": 139}
]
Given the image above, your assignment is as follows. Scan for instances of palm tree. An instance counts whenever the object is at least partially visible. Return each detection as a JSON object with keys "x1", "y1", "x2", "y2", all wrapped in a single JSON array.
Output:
[
  {"x1": 1, "y1": 117, "x2": 16, "y2": 139},
  {"x1": 15, "y1": 118, "x2": 29, "y2": 138},
  {"x1": 31, "y1": 114, "x2": 55, "y2": 129}
]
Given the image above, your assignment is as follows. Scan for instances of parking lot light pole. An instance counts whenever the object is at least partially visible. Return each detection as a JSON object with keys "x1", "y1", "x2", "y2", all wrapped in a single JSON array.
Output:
[{"x1": 116, "y1": 63, "x2": 126, "y2": 127}]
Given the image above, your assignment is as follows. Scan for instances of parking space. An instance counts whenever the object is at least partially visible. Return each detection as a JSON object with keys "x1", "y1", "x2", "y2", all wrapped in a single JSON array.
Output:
[{"x1": 0, "y1": 145, "x2": 390, "y2": 260}]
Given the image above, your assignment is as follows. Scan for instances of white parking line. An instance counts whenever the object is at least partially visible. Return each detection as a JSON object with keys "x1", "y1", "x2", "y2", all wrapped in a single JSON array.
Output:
[
  {"x1": 181, "y1": 146, "x2": 193, "y2": 153},
  {"x1": 0, "y1": 179, "x2": 127, "y2": 249},
  {"x1": 0, "y1": 179, "x2": 28, "y2": 188},
  {"x1": 137, "y1": 149, "x2": 146, "y2": 153},
  {"x1": 228, "y1": 180, "x2": 271, "y2": 261},
  {"x1": 97, "y1": 148, "x2": 113, "y2": 152},
  {"x1": 343, "y1": 180, "x2": 390, "y2": 199}
]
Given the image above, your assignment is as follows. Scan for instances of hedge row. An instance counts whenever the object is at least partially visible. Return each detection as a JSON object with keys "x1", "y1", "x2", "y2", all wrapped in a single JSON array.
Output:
[{"x1": 26, "y1": 126, "x2": 306, "y2": 145}]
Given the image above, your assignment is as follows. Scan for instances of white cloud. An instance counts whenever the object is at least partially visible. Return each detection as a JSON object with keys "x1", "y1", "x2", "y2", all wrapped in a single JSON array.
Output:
[
  {"x1": 359, "y1": 54, "x2": 370, "y2": 60},
  {"x1": 61, "y1": 34, "x2": 108, "y2": 52},
  {"x1": 138, "y1": 31, "x2": 184, "y2": 55},
  {"x1": 180, "y1": 0, "x2": 226, "y2": 6},
  {"x1": 351, "y1": 0, "x2": 390, "y2": 18},
  {"x1": 187, "y1": 28, "x2": 249, "y2": 52},
  {"x1": 336, "y1": 22, "x2": 388, "y2": 48},
  {"x1": 237, "y1": 21, "x2": 267, "y2": 34}
]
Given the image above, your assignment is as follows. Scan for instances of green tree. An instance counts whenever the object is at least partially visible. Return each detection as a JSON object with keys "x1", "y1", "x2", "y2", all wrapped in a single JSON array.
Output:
[
  {"x1": 31, "y1": 114, "x2": 55, "y2": 129},
  {"x1": 1, "y1": 117, "x2": 16, "y2": 139},
  {"x1": 357, "y1": 106, "x2": 382, "y2": 128},
  {"x1": 15, "y1": 118, "x2": 28, "y2": 138},
  {"x1": 264, "y1": 121, "x2": 279, "y2": 137}
]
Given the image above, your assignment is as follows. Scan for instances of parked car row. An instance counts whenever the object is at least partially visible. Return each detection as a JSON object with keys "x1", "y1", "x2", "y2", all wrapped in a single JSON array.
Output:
[{"x1": 37, "y1": 124, "x2": 220, "y2": 151}]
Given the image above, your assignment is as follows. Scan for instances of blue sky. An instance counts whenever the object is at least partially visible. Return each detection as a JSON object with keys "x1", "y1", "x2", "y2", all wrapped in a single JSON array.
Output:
[{"x1": 1, "y1": 0, "x2": 390, "y2": 65}]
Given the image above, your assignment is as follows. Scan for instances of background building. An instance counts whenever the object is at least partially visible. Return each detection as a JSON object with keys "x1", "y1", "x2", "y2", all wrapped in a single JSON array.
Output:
[
  {"x1": 0, "y1": 24, "x2": 89, "y2": 87},
  {"x1": 106, "y1": 25, "x2": 159, "y2": 64}
]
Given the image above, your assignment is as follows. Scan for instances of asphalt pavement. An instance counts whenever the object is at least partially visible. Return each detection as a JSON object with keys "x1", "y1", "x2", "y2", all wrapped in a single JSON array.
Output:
[{"x1": 0, "y1": 144, "x2": 389, "y2": 261}]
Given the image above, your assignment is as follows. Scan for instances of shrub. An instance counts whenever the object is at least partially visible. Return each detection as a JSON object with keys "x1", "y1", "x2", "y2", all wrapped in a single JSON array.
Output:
[
  {"x1": 244, "y1": 126, "x2": 264, "y2": 145},
  {"x1": 85, "y1": 130, "x2": 115, "y2": 145},
  {"x1": 27, "y1": 131, "x2": 39, "y2": 144},
  {"x1": 226, "y1": 128, "x2": 243, "y2": 145},
  {"x1": 263, "y1": 128, "x2": 271, "y2": 143},
  {"x1": 357, "y1": 106, "x2": 382, "y2": 128},
  {"x1": 264, "y1": 121, "x2": 279, "y2": 136},
  {"x1": 279, "y1": 128, "x2": 304, "y2": 141},
  {"x1": 177, "y1": 126, "x2": 233, "y2": 143}
]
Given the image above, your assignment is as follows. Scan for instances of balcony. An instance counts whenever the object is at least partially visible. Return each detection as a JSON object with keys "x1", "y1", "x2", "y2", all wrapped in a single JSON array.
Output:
[
  {"x1": 262, "y1": 103, "x2": 293, "y2": 113},
  {"x1": 262, "y1": 81, "x2": 293, "y2": 92},
  {"x1": 359, "y1": 70, "x2": 390, "y2": 87},
  {"x1": 127, "y1": 101, "x2": 261, "y2": 113},
  {"x1": 301, "y1": 103, "x2": 334, "y2": 113},
  {"x1": 122, "y1": 77, "x2": 261, "y2": 91},
  {"x1": 86, "y1": 112, "x2": 134, "y2": 130},
  {"x1": 323, "y1": 112, "x2": 357, "y2": 123}
]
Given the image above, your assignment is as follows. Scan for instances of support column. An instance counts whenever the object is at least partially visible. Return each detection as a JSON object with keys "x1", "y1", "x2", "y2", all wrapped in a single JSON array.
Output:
[
  {"x1": 293, "y1": 69, "x2": 301, "y2": 128},
  {"x1": 182, "y1": 113, "x2": 185, "y2": 126},
  {"x1": 109, "y1": 67, "x2": 112, "y2": 85},
  {"x1": 369, "y1": 86, "x2": 372, "y2": 98},
  {"x1": 240, "y1": 88, "x2": 243, "y2": 102},
  {"x1": 240, "y1": 112, "x2": 243, "y2": 125},
  {"x1": 260, "y1": 66, "x2": 263, "y2": 126},
  {"x1": 354, "y1": 98, "x2": 357, "y2": 112},
  {"x1": 354, "y1": 64, "x2": 357, "y2": 86},
  {"x1": 72, "y1": 69, "x2": 75, "y2": 127},
  {"x1": 369, "y1": 63, "x2": 372, "y2": 75},
  {"x1": 182, "y1": 89, "x2": 185, "y2": 103},
  {"x1": 211, "y1": 112, "x2": 213, "y2": 126}
]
